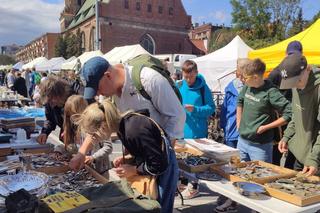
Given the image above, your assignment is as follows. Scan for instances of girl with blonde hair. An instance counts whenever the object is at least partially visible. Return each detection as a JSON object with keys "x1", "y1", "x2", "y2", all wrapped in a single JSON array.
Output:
[
  {"x1": 71, "y1": 100, "x2": 178, "y2": 213},
  {"x1": 55, "y1": 95, "x2": 112, "y2": 176}
]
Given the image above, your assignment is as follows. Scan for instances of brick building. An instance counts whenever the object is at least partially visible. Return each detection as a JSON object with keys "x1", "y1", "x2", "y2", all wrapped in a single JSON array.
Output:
[
  {"x1": 189, "y1": 23, "x2": 224, "y2": 53},
  {"x1": 16, "y1": 33, "x2": 60, "y2": 63},
  {"x1": 60, "y1": 0, "x2": 193, "y2": 54}
]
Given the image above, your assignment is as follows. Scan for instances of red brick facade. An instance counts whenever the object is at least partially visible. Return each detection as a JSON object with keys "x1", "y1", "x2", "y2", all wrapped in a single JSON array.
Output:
[
  {"x1": 16, "y1": 33, "x2": 60, "y2": 63},
  {"x1": 63, "y1": 0, "x2": 193, "y2": 54}
]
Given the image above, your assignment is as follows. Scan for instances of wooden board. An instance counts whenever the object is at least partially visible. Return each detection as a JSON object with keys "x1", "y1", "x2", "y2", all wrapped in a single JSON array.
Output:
[
  {"x1": 211, "y1": 160, "x2": 297, "y2": 184},
  {"x1": 264, "y1": 176, "x2": 320, "y2": 207}
]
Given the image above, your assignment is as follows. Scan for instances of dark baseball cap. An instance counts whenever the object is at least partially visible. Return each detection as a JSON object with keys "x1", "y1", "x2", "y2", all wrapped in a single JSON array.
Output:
[
  {"x1": 81, "y1": 56, "x2": 110, "y2": 100},
  {"x1": 286, "y1": 41, "x2": 303, "y2": 55},
  {"x1": 279, "y1": 53, "x2": 307, "y2": 89}
]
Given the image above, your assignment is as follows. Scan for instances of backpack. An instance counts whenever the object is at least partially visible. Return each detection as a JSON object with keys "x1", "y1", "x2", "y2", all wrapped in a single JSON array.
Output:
[
  {"x1": 34, "y1": 72, "x2": 41, "y2": 84},
  {"x1": 128, "y1": 54, "x2": 182, "y2": 105}
]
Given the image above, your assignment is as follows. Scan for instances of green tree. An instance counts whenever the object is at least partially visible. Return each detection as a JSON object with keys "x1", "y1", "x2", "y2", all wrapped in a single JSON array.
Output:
[
  {"x1": 288, "y1": 7, "x2": 304, "y2": 37},
  {"x1": 231, "y1": 0, "x2": 271, "y2": 40},
  {"x1": 0, "y1": 54, "x2": 16, "y2": 65},
  {"x1": 208, "y1": 28, "x2": 236, "y2": 52},
  {"x1": 268, "y1": 0, "x2": 301, "y2": 39},
  {"x1": 55, "y1": 35, "x2": 67, "y2": 58}
]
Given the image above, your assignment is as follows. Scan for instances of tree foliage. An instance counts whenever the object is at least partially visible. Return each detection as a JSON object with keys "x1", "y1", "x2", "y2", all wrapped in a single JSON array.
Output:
[
  {"x1": 0, "y1": 54, "x2": 16, "y2": 65},
  {"x1": 230, "y1": 0, "x2": 302, "y2": 49},
  {"x1": 55, "y1": 29, "x2": 83, "y2": 59},
  {"x1": 208, "y1": 28, "x2": 236, "y2": 53}
]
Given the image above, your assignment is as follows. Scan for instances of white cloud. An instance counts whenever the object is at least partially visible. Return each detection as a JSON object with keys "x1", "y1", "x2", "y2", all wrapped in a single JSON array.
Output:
[
  {"x1": 0, "y1": 0, "x2": 64, "y2": 46},
  {"x1": 209, "y1": 10, "x2": 229, "y2": 23}
]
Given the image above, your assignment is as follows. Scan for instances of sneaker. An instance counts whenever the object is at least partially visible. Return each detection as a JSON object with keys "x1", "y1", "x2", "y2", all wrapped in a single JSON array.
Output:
[
  {"x1": 216, "y1": 195, "x2": 227, "y2": 206},
  {"x1": 181, "y1": 183, "x2": 199, "y2": 199},
  {"x1": 214, "y1": 199, "x2": 238, "y2": 213}
]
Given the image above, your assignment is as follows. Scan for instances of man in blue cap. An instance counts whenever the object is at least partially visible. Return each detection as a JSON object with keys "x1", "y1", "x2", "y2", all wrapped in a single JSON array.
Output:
[{"x1": 70, "y1": 56, "x2": 185, "y2": 170}]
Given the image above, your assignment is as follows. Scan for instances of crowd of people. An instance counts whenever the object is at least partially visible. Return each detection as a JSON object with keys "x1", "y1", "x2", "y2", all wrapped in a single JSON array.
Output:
[{"x1": 1, "y1": 40, "x2": 320, "y2": 213}]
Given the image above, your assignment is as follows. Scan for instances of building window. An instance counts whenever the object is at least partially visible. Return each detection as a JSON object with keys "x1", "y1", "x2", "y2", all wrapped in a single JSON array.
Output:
[
  {"x1": 81, "y1": 32, "x2": 85, "y2": 53},
  {"x1": 169, "y1": 7, "x2": 173, "y2": 15},
  {"x1": 136, "y1": 2, "x2": 141, "y2": 11},
  {"x1": 124, "y1": 0, "x2": 129, "y2": 9},
  {"x1": 140, "y1": 34, "x2": 155, "y2": 54},
  {"x1": 147, "y1": 4, "x2": 152, "y2": 12},
  {"x1": 158, "y1": 6, "x2": 163, "y2": 14},
  {"x1": 89, "y1": 27, "x2": 96, "y2": 51}
]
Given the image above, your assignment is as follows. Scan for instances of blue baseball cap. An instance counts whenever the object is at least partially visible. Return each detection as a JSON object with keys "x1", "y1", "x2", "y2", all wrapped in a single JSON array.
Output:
[
  {"x1": 81, "y1": 56, "x2": 110, "y2": 100},
  {"x1": 286, "y1": 41, "x2": 303, "y2": 55}
]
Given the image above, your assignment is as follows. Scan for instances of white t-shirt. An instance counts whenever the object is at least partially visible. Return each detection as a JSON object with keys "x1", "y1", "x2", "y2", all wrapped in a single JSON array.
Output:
[{"x1": 114, "y1": 64, "x2": 186, "y2": 139}]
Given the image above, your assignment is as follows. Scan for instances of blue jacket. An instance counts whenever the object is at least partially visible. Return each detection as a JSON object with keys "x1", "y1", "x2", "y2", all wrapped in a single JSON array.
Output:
[
  {"x1": 177, "y1": 75, "x2": 215, "y2": 139},
  {"x1": 220, "y1": 79, "x2": 243, "y2": 142}
]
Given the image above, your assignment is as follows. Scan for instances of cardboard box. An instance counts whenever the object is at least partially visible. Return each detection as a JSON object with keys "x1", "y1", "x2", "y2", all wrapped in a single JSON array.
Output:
[{"x1": 211, "y1": 161, "x2": 297, "y2": 184}]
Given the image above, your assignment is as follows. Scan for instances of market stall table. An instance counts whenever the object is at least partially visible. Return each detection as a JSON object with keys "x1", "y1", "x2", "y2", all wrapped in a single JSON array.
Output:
[{"x1": 180, "y1": 170, "x2": 320, "y2": 213}]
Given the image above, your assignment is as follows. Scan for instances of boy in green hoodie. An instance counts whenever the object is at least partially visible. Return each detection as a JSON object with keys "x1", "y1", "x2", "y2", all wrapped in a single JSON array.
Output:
[
  {"x1": 236, "y1": 58, "x2": 292, "y2": 163},
  {"x1": 278, "y1": 53, "x2": 320, "y2": 177}
]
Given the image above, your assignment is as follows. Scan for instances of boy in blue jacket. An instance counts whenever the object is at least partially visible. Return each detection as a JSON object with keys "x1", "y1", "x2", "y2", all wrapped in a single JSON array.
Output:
[
  {"x1": 177, "y1": 60, "x2": 215, "y2": 138},
  {"x1": 177, "y1": 60, "x2": 215, "y2": 199}
]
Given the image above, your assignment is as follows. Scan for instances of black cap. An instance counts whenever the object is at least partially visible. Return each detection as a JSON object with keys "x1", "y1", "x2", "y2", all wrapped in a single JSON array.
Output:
[
  {"x1": 279, "y1": 53, "x2": 307, "y2": 89},
  {"x1": 286, "y1": 41, "x2": 303, "y2": 55}
]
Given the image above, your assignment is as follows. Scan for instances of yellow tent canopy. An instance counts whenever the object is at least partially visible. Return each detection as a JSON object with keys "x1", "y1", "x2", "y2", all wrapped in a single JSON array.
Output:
[{"x1": 248, "y1": 18, "x2": 320, "y2": 73}]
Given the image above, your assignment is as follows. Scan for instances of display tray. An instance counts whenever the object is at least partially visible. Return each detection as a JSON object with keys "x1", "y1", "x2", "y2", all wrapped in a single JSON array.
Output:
[
  {"x1": 264, "y1": 175, "x2": 320, "y2": 206},
  {"x1": 30, "y1": 153, "x2": 70, "y2": 175},
  {"x1": 211, "y1": 161, "x2": 297, "y2": 184},
  {"x1": 175, "y1": 145, "x2": 219, "y2": 173}
]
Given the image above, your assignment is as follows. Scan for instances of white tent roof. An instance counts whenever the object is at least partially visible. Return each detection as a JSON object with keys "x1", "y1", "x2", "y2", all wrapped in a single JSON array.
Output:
[
  {"x1": 13, "y1": 62, "x2": 24, "y2": 71},
  {"x1": 193, "y1": 35, "x2": 253, "y2": 92},
  {"x1": 36, "y1": 57, "x2": 66, "y2": 72},
  {"x1": 22, "y1": 57, "x2": 48, "y2": 70},
  {"x1": 103, "y1": 44, "x2": 150, "y2": 64},
  {"x1": 61, "y1": 50, "x2": 103, "y2": 70}
]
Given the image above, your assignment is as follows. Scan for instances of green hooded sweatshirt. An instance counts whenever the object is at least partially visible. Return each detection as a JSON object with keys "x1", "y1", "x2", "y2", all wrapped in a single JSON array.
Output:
[
  {"x1": 238, "y1": 80, "x2": 292, "y2": 143},
  {"x1": 282, "y1": 68, "x2": 320, "y2": 168}
]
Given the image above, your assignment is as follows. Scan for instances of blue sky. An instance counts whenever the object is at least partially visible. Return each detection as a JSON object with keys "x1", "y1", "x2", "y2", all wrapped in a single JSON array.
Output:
[
  {"x1": 181, "y1": 0, "x2": 320, "y2": 27},
  {"x1": 1, "y1": 0, "x2": 320, "y2": 46}
]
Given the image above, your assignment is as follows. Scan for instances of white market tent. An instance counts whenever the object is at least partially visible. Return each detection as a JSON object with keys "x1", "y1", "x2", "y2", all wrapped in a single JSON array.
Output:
[
  {"x1": 103, "y1": 44, "x2": 150, "y2": 64},
  {"x1": 193, "y1": 35, "x2": 253, "y2": 92},
  {"x1": 22, "y1": 57, "x2": 48, "y2": 70},
  {"x1": 12, "y1": 62, "x2": 24, "y2": 71},
  {"x1": 0, "y1": 64, "x2": 13, "y2": 70},
  {"x1": 61, "y1": 50, "x2": 103, "y2": 70},
  {"x1": 36, "y1": 57, "x2": 66, "y2": 72}
]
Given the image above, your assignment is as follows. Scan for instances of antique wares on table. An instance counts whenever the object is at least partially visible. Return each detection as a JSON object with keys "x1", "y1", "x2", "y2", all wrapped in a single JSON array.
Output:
[
  {"x1": 264, "y1": 174, "x2": 320, "y2": 206},
  {"x1": 233, "y1": 181, "x2": 266, "y2": 198},
  {"x1": 211, "y1": 161, "x2": 297, "y2": 184}
]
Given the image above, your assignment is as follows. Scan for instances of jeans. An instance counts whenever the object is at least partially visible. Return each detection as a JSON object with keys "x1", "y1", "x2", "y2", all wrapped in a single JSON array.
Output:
[
  {"x1": 237, "y1": 136, "x2": 273, "y2": 163},
  {"x1": 225, "y1": 140, "x2": 238, "y2": 149},
  {"x1": 157, "y1": 137, "x2": 179, "y2": 213}
]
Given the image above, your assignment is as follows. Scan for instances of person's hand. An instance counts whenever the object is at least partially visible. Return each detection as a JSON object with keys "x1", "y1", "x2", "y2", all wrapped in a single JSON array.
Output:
[
  {"x1": 184, "y1": 104, "x2": 194, "y2": 112},
  {"x1": 113, "y1": 156, "x2": 124, "y2": 168},
  {"x1": 302, "y1": 166, "x2": 318, "y2": 177},
  {"x1": 278, "y1": 140, "x2": 288, "y2": 153},
  {"x1": 256, "y1": 125, "x2": 268, "y2": 134},
  {"x1": 85, "y1": 156, "x2": 94, "y2": 165},
  {"x1": 69, "y1": 152, "x2": 85, "y2": 171},
  {"x1": 36, "y1": 133, "x2": 48, "y2": 145},
  {"x1": 114, "y1": 164, "x2": 137, "y2": 178}
]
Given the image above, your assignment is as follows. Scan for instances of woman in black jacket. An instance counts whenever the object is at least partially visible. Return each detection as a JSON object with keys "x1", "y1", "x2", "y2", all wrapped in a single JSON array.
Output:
[{"x1": 72, "y1": 100, "x2": 178, "y2": 213}]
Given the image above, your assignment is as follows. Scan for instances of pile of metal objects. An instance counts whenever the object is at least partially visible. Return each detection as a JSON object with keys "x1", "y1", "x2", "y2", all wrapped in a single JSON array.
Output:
[
  {"x1": 221, "y1": 163, "x2": 280, "y2": 180},
  {"x1": 266, "y1": 176, "x2": 320, "y2": 198},
  {"x1": 31, "y1": 153, "x2": 69, "y2": 169},
  {"x1": 184, "y1": 156, "x2": 216, "y2": 167},
  {"x1": 48, "y1": 169, "x2": 103, "y2": 193}
]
